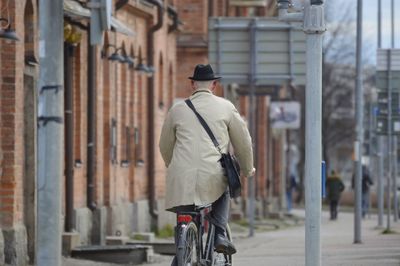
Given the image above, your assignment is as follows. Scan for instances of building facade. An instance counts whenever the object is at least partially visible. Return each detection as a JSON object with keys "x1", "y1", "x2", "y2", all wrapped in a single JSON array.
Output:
[{"x1": 0, "y1": 0, "x2": 178, "y2": 264}]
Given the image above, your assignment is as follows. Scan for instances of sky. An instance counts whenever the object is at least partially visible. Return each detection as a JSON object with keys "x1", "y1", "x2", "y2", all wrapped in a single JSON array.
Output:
[
  {"x1": 364, "y1": 0, "x2": 399, "y2": 47},
  {"x1": 362, "y1": 0, "x2": 399, "y2": 63}
]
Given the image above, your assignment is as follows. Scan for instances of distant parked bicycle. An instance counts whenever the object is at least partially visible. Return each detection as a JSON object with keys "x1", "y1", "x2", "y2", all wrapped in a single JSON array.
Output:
[{"x1": 171, "y1": 204, "x2": 233, "y2": 266}]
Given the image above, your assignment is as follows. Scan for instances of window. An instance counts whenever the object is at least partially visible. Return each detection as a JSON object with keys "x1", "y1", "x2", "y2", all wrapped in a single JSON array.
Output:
[
  {"x1": 121, "y1": 126, "x2": 131, "y2": 167},
  {"x1": 111, "y1": 118, "x2": 117, "y2": 164}
]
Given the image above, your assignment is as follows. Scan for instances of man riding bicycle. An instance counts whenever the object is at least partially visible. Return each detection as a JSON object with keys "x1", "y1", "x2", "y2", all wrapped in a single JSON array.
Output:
[{"x1": 159, "y1": 64, "x2": 254, "y2": 256}]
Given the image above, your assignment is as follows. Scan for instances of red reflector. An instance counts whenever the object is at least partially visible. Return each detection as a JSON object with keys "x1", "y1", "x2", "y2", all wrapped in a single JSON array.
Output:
[{"x1": 177, "y1": 215, "x2": 192, "y2": 224}]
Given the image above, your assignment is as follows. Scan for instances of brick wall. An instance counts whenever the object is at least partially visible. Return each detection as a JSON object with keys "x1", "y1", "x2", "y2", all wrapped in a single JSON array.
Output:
[{"x1": 0, "y1": 0, "x2": 36, "y2": 229}]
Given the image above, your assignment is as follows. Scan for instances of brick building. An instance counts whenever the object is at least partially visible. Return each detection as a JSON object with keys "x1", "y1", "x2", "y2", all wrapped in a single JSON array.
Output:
[{"x1": 0, "y1": 0, "x2": 179, "y2": 264}]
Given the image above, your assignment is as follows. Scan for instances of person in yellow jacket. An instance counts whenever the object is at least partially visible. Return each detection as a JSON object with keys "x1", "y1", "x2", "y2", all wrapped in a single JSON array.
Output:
[{"x1": 159, "y1": 64, "x2": 255, "y2": 255}]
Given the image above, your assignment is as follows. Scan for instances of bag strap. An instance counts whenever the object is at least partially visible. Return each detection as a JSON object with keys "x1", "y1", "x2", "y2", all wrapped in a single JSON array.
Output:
[{"x1": 185, "y1": 99, "x2": 222, "y2": 154}]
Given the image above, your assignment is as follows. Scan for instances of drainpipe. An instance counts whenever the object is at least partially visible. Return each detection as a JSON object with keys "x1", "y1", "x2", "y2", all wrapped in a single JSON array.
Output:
[
  {"x1": 64, "y1": 43, "x2": 75, "y2": 232},
  {"x1": 147, "y1": 0, "x2": 163, "y2": 220},
  {"x1": 87, "y1": 28, "x2": 97, "y2": 211},
  {"x1": 167, "y1": 6, "x2": 179, "y2": 33}
]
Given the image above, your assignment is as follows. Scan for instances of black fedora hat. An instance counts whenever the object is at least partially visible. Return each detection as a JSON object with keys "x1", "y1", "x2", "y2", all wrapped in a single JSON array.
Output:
[{"x1": 188, "y1": 64, "x2": 221, "y2": 81}]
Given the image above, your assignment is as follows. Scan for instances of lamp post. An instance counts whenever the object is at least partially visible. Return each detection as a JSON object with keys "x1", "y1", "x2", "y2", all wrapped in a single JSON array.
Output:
[
  {"x1": 354, "y1": 0, "x2": 363, "y2": 244},
  {"x1": 278, "y1": 1, "x2": 326, "y2": 265}
]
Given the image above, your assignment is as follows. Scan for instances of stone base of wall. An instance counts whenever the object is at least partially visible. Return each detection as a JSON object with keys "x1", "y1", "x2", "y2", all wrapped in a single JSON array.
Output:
[
  {"x1": 3, "y1": 224, "x2": 28, "y2": 266},
  {"x1": 74, "y1": 208, "x2": 93, "y2": 246},
  {"x1": 156, "y1": 199, "x2": 175, "y2": 231},
  {"x1": 131, "y1": 201, "x2": 151, "y2": 233},
  {"x1": 91, "y1": 206, "x2": 108, "y2": 245},
  {"x1": 76, "y1": 199, "x2": 182, "y2": 246},
  {"x1": 0, "y1": 228, "x2": 4, "y2": 265}
]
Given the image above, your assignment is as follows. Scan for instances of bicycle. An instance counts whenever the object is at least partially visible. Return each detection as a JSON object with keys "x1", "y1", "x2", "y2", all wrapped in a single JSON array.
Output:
[{"x1": 171, "y1": 204, "x2": 233, "y2": 266}]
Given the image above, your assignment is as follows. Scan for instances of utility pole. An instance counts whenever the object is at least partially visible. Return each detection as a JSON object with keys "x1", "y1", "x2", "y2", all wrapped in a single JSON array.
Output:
[
  {"x1": 378, "y1": 136, "x2": 384, "y2": 227},
  {"x1": 387, "y1": 48, "x2": 392, "y2": 231},
  {"x1": 248, "y1": 18, "x2": 257, "y2": 238},
  {"x1": 377, "y1": 0, "x2": 384, "y2": 229},
  {"x1": 37, "y1": 1, "x2": 64, "y2": 265},
  {"x1": 354, "y1": 0, "x2": 363, "y2": 244},
  {"x1": 278, "y1": 0, "x2": 325, "y2": 265},
  {"x1": 390, "y1": 0, "x2": 398, "y2": 223}
]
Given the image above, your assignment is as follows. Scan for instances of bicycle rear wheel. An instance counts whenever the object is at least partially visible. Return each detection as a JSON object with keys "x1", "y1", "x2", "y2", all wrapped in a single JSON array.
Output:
[{"x1": 177, "y1": 222, "x2": 199, "y2": 266}]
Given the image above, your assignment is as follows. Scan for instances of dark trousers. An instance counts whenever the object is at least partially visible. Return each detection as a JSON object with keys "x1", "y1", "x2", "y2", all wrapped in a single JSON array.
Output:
[
  {"x1": 329, "y1": 200, "x2": 338, "y2": 220},
  {"x1": 209, "y1": 190, "x2": 230, "y2": 231},
  {"x1": 174, "y1": 190, "x2": 230, "y2": 233}
]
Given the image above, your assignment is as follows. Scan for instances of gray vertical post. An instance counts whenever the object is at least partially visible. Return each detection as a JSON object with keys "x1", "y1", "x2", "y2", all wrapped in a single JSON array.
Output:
[
  {"x1": 393, "y1": 136, "x2": 398, "y2": 221},
  {"x1": 368, "y1": 103, "x2": 374, "y2": 219},
  {"x1": 354, "y1": 0, "x2": 363, "y2": 244},
  {"x1": 304, "y1": 2, "x2": 325, "y2": 264},
  {"x1": 377, "y1": 0, "x2": 384, "y2": 228},
  {"x1": 387, "y1": 49, "x2": 392, "y2": 231},
  {"x1": 378, "y1": 0, "x2": 382, "y2": 48},
  {"x1": 378, "y1": 136, "x2": 384, "y2": 227},
  {"x1": 391, "y1": 0, "x2": 398, "y2": 222},
  {"x1": 248, "y1": 18, "x2": 258, "y2": 238},
  {"x1": 391, "y1": 0, "x2": 395, "y2": 48},
  {"x1": 37, "y1": 0, "x2": 64, "y2": 265},
  {"x1": 277, "y1": 0, "x2": 325, "y2": 264}
]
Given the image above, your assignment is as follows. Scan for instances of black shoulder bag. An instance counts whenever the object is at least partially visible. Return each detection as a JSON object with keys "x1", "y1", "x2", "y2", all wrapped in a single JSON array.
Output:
[{"x1": 185, "y1": 99, "x2": 241, "y2": 199}]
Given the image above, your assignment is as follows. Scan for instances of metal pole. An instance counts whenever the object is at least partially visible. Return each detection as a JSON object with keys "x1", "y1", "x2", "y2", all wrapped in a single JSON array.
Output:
[
  {"x1": 248, "y1": 18, "x2": 258, "y2": 238},
  {"x1": 304, "y1": 1, "x2": 325, "y2": 265},
  {"x1": 393, "y1": 136, "x2": 398, "y2": 221},
  {"x1": 391, "y1": 0, "x2": 398, "y2": 223},
  {"x1": 378, "y1": 136, "x2": 384, "y2": 227},
  {"x1": 354, "y1": 0, "x2": 363, "y2": 244},
  {"x1": 368, "y1": 103, "x2": 374, "y2": 219},
  {"x1": 278, "y1": 1, "x2": 325, "y2": 264},
  {"x1": 378, "y1": 0, "x2": 382, "y2": 48},
  {"x1": 391, "y1": 0, "x2": 395, "y2": 48},
  {"x1": 37, "y1": 0, "x2": 64, "y2": 265},
  {"x1": 387, "y1": 49, "x2": 392, "y2": 231},
  {"x1": 377, "y1": 0, "x2": 384, "y2": 228}
]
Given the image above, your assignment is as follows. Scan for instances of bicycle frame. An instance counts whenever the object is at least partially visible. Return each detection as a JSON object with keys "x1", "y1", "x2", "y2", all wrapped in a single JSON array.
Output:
[{"x1": 175, "y1": 207, "x2": 231, "y2": 266}]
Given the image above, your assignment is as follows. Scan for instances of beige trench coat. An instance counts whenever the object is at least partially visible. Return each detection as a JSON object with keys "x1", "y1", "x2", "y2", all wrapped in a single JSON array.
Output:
[{"x1": 159, "y1": 89, "x2": 254, "y2": 211}]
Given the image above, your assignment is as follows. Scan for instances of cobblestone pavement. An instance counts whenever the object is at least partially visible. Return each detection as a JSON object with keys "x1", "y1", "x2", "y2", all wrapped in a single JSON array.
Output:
[{"x1": 64, "y1": 209, "x2": 400, "y2": 266}]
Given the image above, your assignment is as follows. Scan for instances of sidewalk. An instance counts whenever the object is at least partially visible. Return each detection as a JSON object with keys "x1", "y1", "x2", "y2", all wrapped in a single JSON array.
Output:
[{"x1": 140, "y1": 210, "x2": 400, "y2": 266}]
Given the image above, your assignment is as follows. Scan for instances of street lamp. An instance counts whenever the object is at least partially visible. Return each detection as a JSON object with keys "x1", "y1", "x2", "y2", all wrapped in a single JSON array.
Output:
[
  {"x1": 108, "y1": 48, "x2": 125, "y2": 62},
  {"x1": 135, "y1": 62, "x2": 147, "y2": 73},
  {"x1": 0, "y1": 18, "x2": 19, "y2": 41},
  {"x1": 145, "y1": 65, "x2": 155, "y2": 77},
  {"x1": 122, "y1": 55, "x2": 135, "y2": 68},
  {"x1": 101, "y1": 45, "x2": 125, "y2": 62}
]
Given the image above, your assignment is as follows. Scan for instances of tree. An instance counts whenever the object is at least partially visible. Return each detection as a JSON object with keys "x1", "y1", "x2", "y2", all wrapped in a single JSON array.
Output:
[{"x1": 293, "y1": 0, "x2": 375, "y2": 202}]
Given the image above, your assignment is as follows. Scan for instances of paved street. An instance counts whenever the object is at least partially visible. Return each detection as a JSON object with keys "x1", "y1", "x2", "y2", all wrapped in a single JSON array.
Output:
[{"x1": 141, "y1": 210, "x2": 400, "y2": 266}]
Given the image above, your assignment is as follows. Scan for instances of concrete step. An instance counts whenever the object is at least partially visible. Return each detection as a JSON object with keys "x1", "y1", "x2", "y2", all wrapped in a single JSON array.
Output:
[
  {"x1": 126, "y1": 240, "x2": 175, "y2": 255},
  {"x1": 71, "y1": 245, "x2": 152, "y2": 264}
]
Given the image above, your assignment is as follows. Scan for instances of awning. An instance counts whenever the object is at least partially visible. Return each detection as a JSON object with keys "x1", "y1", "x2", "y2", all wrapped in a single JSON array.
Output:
[
  {"x1": 64, "y1": 0, "x2": 135, "y2": 37},
  {"x1": 111, "y1": 17, "x2": 135, "y2": 37},
  {"x1": 64, "y1": 0, "x2": 91, "y2": 19}
]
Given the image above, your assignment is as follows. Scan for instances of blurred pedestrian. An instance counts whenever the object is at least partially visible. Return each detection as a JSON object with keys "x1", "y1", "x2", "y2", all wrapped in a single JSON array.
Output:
[
  {"x1": 326, "y1": 170, "x2": 345, "y2": 220},
  {"x1": 286, "y1": 174, "x2": 297, "y2": 213},
  {"x1": 352, "y1": 165, "x2": 374, "y2": 218}
]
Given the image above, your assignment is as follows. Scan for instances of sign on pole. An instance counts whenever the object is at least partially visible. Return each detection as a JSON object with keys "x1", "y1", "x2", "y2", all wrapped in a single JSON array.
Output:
[
  {"x1": 270, "y1": 101, "x2": 301, "y2": 129},
  {"x1": 208, "y1": 18, "x2": 306, "y2": 88},
  {"x1": 376, "y1": 49, "x2": 400, "y2": 135}
]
